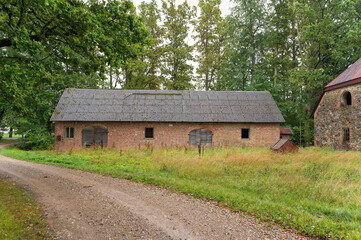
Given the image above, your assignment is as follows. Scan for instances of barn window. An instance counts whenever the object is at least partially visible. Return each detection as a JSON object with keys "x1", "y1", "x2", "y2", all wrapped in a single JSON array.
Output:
[
  {"x1": 341, "y1": 91, "x2": 352, "y2": 106},
  {"x1": 241, "y1": 128, "x2": 250, "y2": 139},
  {"x1": 343, "y1": 128, "x2": 350, "y2": 142},
  {"x1": 82, "y1": 126, "x2": 108, "y2": 147},
  {"x1": 145, "y1": 128, "x2": 154, "y2": 139},
  {"x1": 65, "y1": 127, "x2": 74, "y2": 138},
  {"x1": 189, "y1": 129, "x2": 212, "y2": 147}
]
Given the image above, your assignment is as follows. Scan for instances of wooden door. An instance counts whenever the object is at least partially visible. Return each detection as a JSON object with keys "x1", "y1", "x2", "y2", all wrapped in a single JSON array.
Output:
[
  {"x1": 82, "y1": 126, "x2": 108, "y2": 147},
  {"x1": 189, "y1": 129, "x2": 212, "y2": 148}
]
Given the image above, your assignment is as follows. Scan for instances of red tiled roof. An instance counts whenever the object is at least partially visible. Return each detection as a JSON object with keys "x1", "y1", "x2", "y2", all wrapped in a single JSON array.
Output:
[
  {"x1": 280, "y1": 127, "x2": 293, "y2": 135},
  {"x1": 311, "y1": 58, "x2": 361, "y2": 118},
  {"x1": 325, "y1": 58, "x2": 361, "y2": 91}
]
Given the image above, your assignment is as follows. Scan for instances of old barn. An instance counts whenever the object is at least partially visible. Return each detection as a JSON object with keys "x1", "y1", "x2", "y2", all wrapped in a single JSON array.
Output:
[
  {"x1": 312, "y1": 58, "x2": 361, "y2": 151},
  {"x1": 51, "y1": 88, "x2": 285, "y2": 150}
]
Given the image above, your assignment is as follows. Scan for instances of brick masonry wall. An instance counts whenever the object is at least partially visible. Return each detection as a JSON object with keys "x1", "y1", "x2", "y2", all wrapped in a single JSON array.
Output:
[
  {"x1": 54, "y1": 121, "x2": 280, "y2": 151},
  {"x1": 314, "y1": 83, "x2": 361, "y2": 150}
]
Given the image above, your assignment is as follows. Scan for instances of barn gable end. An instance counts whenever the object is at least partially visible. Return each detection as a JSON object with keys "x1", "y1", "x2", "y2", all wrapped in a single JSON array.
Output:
[{"x1": 313, "y1": 58, "x2": 361, "y2": 151}]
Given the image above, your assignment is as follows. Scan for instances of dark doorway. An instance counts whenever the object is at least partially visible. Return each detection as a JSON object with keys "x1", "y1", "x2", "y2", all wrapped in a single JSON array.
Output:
[
  {"x1": 189, "y1": 129, "x2": 212, "y2": 147},
  {"x1": 82, "y1": 126, "x2": 108, "y2": 147}
]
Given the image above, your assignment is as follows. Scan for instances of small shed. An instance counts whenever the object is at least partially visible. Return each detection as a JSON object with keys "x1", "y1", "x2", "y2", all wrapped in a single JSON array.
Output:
[
  {"x1": 280, "y1": 127, "x2": 293, "y2": 140},
  {"x1": 272, "y1": 139, "x2": 298, "y2": 153}
]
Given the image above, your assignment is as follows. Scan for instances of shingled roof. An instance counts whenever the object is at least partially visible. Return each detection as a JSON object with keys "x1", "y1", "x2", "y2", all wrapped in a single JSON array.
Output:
[
  {"x1": 280, "y1": 127, "x2": 293, "y2": 135},
  {"x1": 50, "y1": 88, "x2": 285, "y2": 123},
  {"x1": 324, "y1": 57, "x2": 361, "y2": 91}
]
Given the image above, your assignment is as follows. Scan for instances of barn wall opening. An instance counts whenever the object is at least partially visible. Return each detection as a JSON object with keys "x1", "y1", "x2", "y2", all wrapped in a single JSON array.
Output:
[
  {"x1": 341, "y1": 91, "x2": 352, "y2": 106},
  {"x1": 145, "y1": 127, "x2": 154, "y2": 138},
  {"x1": 343, "y1": 128, "x2": 350, "y2": 143},
  {"x1": 82, "y1": 126, "x2": 108, "y2": 147},
  {"x1": 241, "y1": 128, "x2": 250, "y2": 139},
  {"x1": 189, "y1": 129, "x2": 212, "y2": 148}
]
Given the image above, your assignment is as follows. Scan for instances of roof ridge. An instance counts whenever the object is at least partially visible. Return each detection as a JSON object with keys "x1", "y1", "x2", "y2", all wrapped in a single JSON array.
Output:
[{"x1": 66, "y1": 88, "x2": 269, "y2": 93}]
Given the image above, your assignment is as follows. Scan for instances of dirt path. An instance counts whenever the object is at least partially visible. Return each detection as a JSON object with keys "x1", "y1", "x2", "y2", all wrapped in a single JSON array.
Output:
[{"x1": 0, "y1": 142, "x2": 314, "y2": 240}]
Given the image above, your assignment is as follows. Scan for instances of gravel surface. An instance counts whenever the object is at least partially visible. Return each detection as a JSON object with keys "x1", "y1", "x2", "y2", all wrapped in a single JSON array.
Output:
[{"x1": 0, "y1": 142, "x2": 316, "y2": 240}]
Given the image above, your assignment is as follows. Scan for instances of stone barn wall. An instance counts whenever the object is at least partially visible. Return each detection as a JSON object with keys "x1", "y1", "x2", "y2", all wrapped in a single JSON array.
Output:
[
  {"x1": 314, "y1": 83, "x2": 361, "y2": 150},
  {"x1": 54, "y1": 121, "x2": 280, "y2": 151}
]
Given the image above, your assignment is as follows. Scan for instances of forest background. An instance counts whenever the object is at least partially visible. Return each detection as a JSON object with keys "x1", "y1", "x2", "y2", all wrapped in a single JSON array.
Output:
[{"x1": 1, "y1": 0, "x2": 361, "y2": 149}]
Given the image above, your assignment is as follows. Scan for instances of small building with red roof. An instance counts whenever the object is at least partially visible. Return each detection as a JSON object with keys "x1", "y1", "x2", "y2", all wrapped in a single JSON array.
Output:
[
  {"x1": 312, "y1": 58, "x2": 361, "y2": 150},
  {"x1": 271, "y1": 138, "x2": 298, "y2": 153},
  {"x1": 280, "y1": 126, "x2": 293, "y2": 140}
]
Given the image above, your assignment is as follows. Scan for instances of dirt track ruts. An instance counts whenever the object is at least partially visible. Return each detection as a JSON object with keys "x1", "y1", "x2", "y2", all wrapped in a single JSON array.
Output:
[{"x1": 0, "y1": 142, "x2": 316, "y2": 240}]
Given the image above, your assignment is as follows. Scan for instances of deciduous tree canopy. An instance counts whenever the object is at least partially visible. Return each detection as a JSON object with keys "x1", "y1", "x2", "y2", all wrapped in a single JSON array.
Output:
[
  {"x1": 0, "y1": 0, "x2": 147, "y2": 112},
  {"x1": 2, "y1": 0, "x2": 361, "y2": 148},
  {"x1": 219, "y1": 0, "x2": 361, "y2": 145}
]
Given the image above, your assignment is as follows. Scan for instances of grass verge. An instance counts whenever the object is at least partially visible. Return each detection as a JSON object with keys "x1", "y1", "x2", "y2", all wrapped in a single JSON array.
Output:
[
  {"x1": 1, "y1": 133, "x2": 22, "y2": 139},
  {"x1": 1, "y1": 146, "x2": 361, "y2": 239},
  {"x1": 0, "y1": 179, "x2": 49, "y2": 239}
]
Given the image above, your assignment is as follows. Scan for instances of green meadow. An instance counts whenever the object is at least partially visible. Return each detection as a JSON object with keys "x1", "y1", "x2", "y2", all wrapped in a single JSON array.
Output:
[{"x1": 1, "y1": 146, "x2": 361, "y2": 239}]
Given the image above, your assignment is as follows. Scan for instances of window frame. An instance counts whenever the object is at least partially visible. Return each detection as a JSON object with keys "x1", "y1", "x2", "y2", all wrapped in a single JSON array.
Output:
[
  {"x1": 145, "y1": 127, "x2": 154, "y2": 139},
  {"x1": 241, "y1": 128, "x2": 250, "y2": 139},
  {"x1": 341, "y1": 91, "x2": 352, "y2": 106},
  {"x1": 343, "y1": 128, "x2": 350, "y2": 143},
  {"x1": 65, "y1": 127, "x2": 74, "y2": 139}
]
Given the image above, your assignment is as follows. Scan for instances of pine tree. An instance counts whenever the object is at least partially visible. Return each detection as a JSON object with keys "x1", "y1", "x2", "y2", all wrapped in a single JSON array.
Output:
[
  {"x1": 120, "y1": 0, "x2": 164, "y2": 89},
  {"x1": 218, "y1": 0, "x2": 268, "y2": 91},
  {"x1": 161, "y1": 0, "x2": 195, "y2": 90},
  {"x1": 193, "y1": 0, "x2": 225, "y2": 90}
]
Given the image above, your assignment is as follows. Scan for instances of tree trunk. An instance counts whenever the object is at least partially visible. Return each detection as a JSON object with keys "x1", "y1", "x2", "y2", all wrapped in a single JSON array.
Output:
[
  {"x1": 304, "y1": 92, "x2": 313, "y2": 146},
  {"x1": 205, "y1": 72, "x2": 209, "y2": 91},
  {"x1": 109, "y1": 67, "x2": 113, "y2": 89},
  {"x1": 9, "y1": 127, "x2": 13, "y2": 138},
  {"x1": 0, "y1": 109, "x2": 4, "y2": 125},
  {"x1": 47, "y1": 119, "x2": 52, "y2": 134}
]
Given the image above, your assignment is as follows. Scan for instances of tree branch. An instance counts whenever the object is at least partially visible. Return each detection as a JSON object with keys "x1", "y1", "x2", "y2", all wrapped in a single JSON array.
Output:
[{"x1": 17, "y1": 0, "x2": 25, "y2": 26}]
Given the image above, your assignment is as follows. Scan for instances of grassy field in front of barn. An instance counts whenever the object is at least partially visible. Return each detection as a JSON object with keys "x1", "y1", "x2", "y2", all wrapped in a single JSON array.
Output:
[
  {"x1": 0, "y1": 179, "x2": 49, "y2": 239},
  {"x1": 1, "y1": 146, "x2": 361, "y2": 239}
]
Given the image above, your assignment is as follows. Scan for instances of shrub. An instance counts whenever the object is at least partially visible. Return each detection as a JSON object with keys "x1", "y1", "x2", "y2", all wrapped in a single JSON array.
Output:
[
  {"x1": 18, "y1": 128, "x2": 53, "y2": 150},
  {"x1": 0, "y1": 132, "x2": 3, "y2": 140}
]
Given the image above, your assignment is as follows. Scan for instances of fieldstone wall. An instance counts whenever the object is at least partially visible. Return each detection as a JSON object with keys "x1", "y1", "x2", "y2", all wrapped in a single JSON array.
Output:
[
  {"x1": 54, "y1": 121, "x2": 280, "y2": 151},
  {"x1": 314, "y1": 83, "x2": 361, "y2": 150}
]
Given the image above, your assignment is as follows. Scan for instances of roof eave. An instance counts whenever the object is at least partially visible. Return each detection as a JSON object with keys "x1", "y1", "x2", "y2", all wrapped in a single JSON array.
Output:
[
  {"x1": 311, "y1": 77, "x2": 361, "y2": 118},
  {"x1": 324, "y1": 77, "x2": 361, "y2": 92},
  {"x1": 51, "y1": 120, "x2": 285, "y2": 123}
]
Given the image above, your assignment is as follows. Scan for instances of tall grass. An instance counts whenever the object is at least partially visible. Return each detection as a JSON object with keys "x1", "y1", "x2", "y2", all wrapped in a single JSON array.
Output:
[{"x1": 1, "y1": 146, "x2": 361, "y2": 239}]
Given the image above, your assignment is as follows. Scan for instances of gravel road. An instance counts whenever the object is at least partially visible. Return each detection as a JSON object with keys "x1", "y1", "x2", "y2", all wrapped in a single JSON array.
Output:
[{"x1": 0, "y1": 142, "x2": 315, "y2": 240}]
